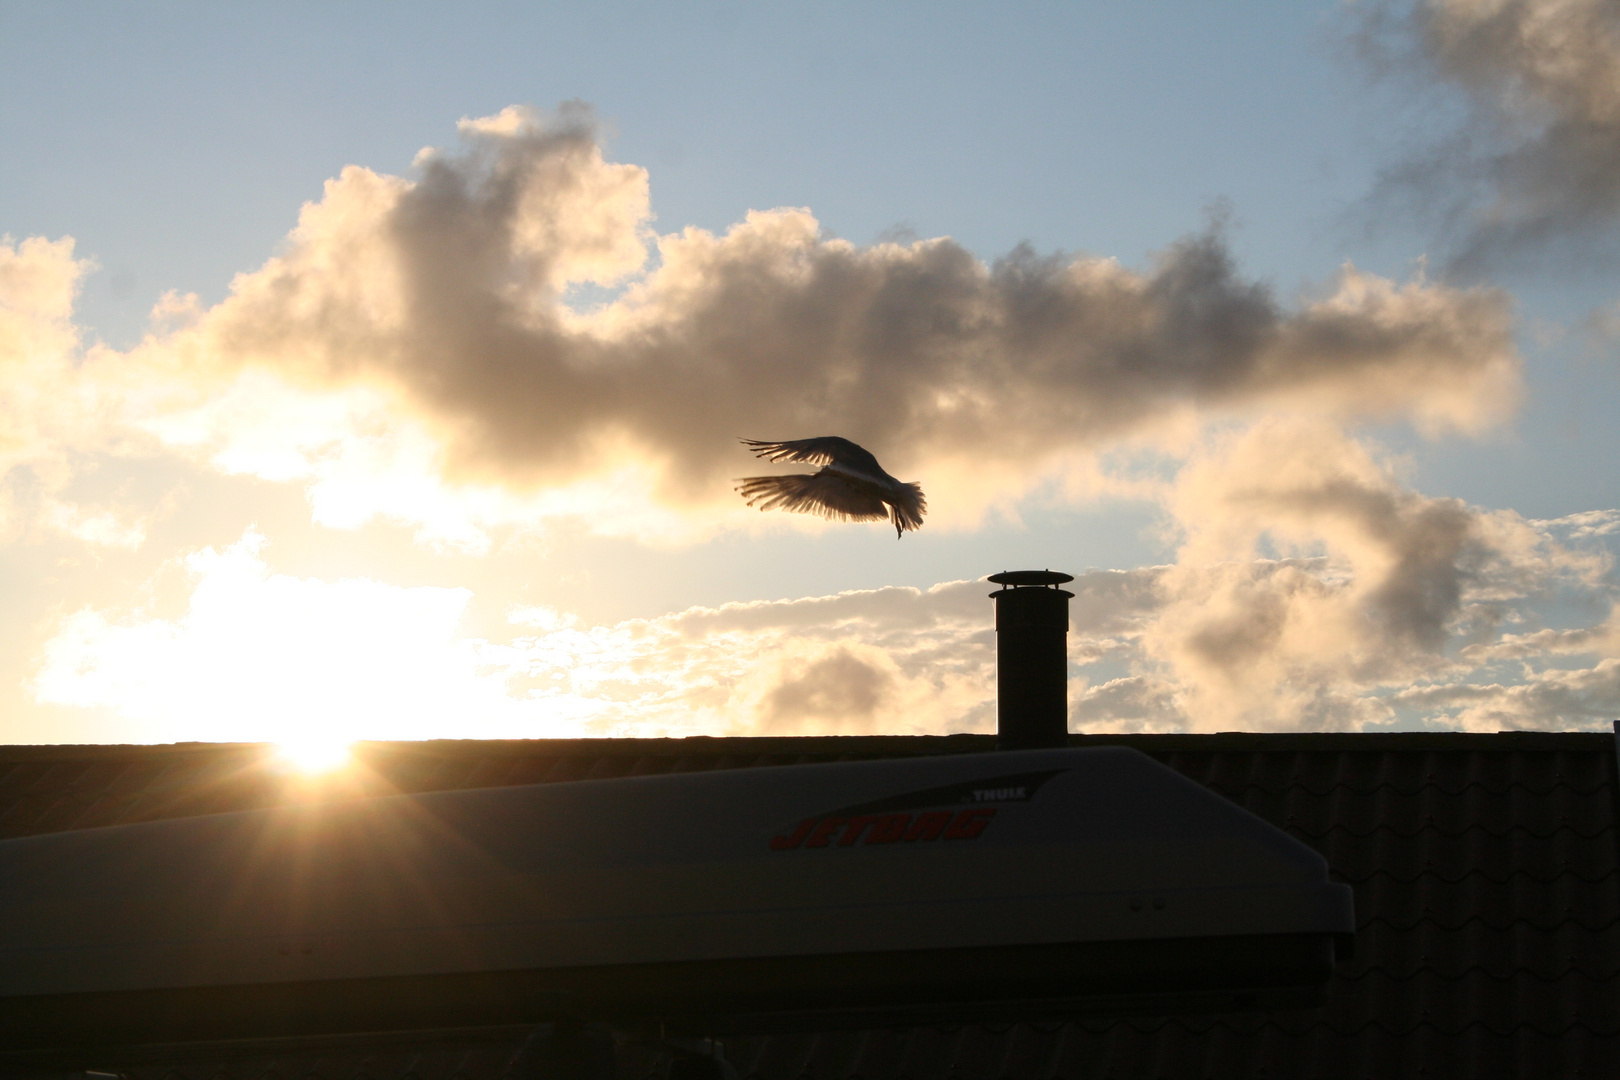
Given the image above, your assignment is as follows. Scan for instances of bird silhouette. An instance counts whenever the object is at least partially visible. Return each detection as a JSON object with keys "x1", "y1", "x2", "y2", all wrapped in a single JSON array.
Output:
[{"x1": 736, "y1": 437, "x2": 926, "y2": 538}]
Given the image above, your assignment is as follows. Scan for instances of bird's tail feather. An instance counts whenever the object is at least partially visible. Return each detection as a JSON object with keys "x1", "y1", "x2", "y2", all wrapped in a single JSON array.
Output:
[{"x1": 889, "y1": 481, "x2": 926, "y2": 537}]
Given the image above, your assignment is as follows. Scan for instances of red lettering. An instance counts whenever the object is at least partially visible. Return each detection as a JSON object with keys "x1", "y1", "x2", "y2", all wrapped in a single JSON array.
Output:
[
  {"x1": 902, "y1": 810, "x2": 953, "y2": 842},
  {"x1": 945, "y1": 807, "x2": 997, "y2": 839},
  {"x1": 839, "y1": 815, "x2": 880, "y2": 846},
  {"x1": 770, "y1": 818, "x2": 818, "y2": 851},
  {"x1": 864, "y1": 813, "x2": 910, "y2": 844},
  {"x1": 804, "y1": 817, "x2": 847, "y2": 848},
  {"x1": 771, "y1": 809, "x2": 996, "y2": 850}
]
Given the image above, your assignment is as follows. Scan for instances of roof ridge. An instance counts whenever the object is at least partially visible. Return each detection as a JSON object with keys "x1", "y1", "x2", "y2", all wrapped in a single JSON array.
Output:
[
  {"x1": 1334, "y1": 962, "x2": 1620, "y2": 983},
  {"x1": 1204, "y1": 776, "x2": 1618, "y2": 798},
  {"x1": 1288, "y1": 820, "x2": 1616, "y2": 841},
  {"x1": 1127, "y1": 1014, "x2": 1620, "y2": 1038},
  {"x1": 1356, "y1": 911, "x2": 1620, "y2": 933},
  {"x1": 1342, "y1": 865, "x2": 1620, "y2": 886},
  {"x1": 0, "y1": 730, "x2": 1613, "y2": 759}
]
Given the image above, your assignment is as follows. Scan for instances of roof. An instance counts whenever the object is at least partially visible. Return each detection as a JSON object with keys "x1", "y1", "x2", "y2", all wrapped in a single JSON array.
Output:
[{"x1": 2, "y1": 731, "x2": 1616, "y2": 1080}]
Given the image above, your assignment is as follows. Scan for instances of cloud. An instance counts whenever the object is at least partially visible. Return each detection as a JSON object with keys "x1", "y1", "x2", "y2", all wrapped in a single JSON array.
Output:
[
  {"x1": 1139, "y1": 420, "x2": 1608, "y2": 730},
  {"x1": 1, "y1": 235, "x2": 89, "y2": 535},
  {"x1": 0, "y1": 236, "x2": 158, "y2": 548},
  {"x1": 12, "y1": 101, "x2": 1600, "y2": 739},
  {"x1": 115, "y1": 104, "x2": 1519, "y2": 543},
  {"x1": 1394, "y1": 658, "x2": 1620, "y2": 731},
  {"x1": 1361, "y1": 0, "x2": 1620, "y2": 268},
  {"x1": 29, "y1": 485, "x2": 1620, "y2": 739},
  {"x1": 1074, "y1": 674, "x2": 1188, "y2": 732},
  {"x1": 763, "y1": 648, "x2": 896, "y2": 733},
  {"x1": 29, "y1": 552, "x2": 1008, "y2": 741},
  {"x1": 41, "y1": 499, "x2": 148, "y2": 549}
]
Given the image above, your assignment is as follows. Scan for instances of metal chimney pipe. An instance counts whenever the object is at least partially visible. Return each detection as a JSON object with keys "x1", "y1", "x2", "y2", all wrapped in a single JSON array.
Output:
[{"x1": 989, "y1": 570, "x2": 1075, "y2": 751}]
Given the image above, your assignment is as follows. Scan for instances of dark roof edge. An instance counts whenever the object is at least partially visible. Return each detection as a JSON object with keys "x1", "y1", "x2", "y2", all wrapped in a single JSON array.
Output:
[
  {"x1": 0, "y1": 729, "x2": 1610, "y2": 762},
  {"x1": 1068, "y1": 730, "x2": 1615, "y2": 751}
]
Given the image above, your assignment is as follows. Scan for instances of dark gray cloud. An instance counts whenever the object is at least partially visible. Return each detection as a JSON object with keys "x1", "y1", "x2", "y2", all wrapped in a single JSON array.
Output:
[
  {"x1": 187, "y1": 107, "x2": 1518, "y2": 507},
  {"x1": 1361, "y1": 0, "x2": 1620, "y2": 271},
  {"x1": 764, "y1": 649, "x2": 893, "y2": 728},
  {"x1": 1073, "y1": 675, "x2": 1185, "y2": 731},
  {"x1": 1139, "y1": 420, "x2": 1587, "y2": 728},
  {"x1": 1394, "y1": 658, "x2": 1620, "y2": 730}
]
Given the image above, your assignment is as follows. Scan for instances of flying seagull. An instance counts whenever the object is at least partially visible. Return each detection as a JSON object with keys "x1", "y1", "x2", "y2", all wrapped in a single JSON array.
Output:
[{"x1": 736, "y1": 436, "x2": 926, "y2": 539}]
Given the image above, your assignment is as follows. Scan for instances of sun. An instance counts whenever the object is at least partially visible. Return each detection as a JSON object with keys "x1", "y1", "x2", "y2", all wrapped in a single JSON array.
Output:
[{"x1": 275, "y1": 736, "x2": 354, "y2": 774}]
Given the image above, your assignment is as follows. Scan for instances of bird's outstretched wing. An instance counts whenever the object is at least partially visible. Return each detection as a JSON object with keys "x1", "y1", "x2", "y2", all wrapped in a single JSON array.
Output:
[
  {"x1": 736, "y1": 473, "x2": 889, "y2": 522},
  {"x1": 741, "y1": 437, "x2": 885, "y2": 476}
]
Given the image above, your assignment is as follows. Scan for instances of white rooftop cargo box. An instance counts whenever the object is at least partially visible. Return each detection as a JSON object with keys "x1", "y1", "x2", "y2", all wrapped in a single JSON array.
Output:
[{"x1": 0, "y1": 747, "x2": 1352, "y2": 1049}]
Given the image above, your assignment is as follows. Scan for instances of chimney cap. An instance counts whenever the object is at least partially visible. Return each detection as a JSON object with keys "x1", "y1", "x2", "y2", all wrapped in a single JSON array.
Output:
[{"x1": 988, "y1": 569, "x2": 1074, "y2": 588}]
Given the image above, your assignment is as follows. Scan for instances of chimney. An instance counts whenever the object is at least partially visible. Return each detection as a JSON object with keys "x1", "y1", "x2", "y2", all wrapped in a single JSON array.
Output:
[{"x1": 989, "y1": 570, "x2": 1074, "y2": 751}]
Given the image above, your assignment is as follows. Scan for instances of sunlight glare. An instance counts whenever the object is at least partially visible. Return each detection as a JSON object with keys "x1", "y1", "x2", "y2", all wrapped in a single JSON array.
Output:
[{"x1": 276, "y1": 736, "x2": 354, "y2": 774}]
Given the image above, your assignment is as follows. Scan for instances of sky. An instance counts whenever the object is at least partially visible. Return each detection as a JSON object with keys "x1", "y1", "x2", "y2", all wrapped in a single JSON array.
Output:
[{"x1": 3, "y1": 0, "x2": 1620, "y2": 748}]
